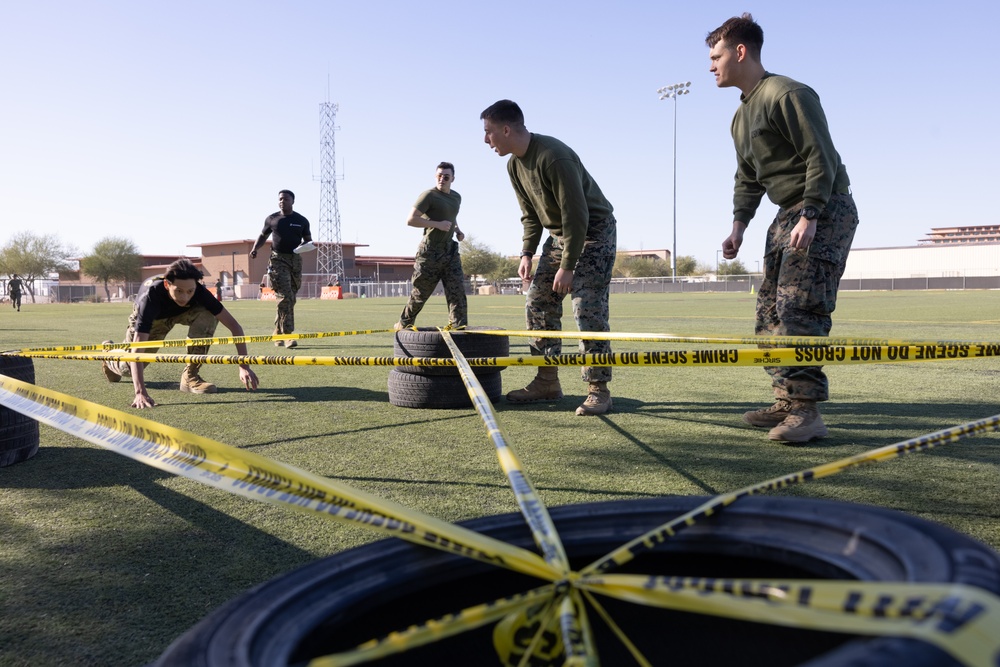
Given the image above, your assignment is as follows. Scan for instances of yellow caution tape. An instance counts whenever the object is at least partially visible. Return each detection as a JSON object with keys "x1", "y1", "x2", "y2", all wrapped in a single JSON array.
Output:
[
  {"x1": 583, "y1": 414, "x2": 1000, "y2": 576},
  {"x1": 577, "y1": 575, "x2": 1000, "y2": 667},
  {"x1": 493, "y1": 593, "x2": 562, "y2": 667},
  {"x1": 7, "y1": 324, "x2": 1000, "y2": 666},
  {"x1": 560, "y1": 588, "x2": 598, "y2": 667},
  {"x1": 429, "y1": 329, "x2": 1000, "y2": 350},
  {"x1": 0, "y1": 373, "x2": 561, "y2": 582},
  {"x1": 309, "y1": 584, "x2": 556, "y2": 667},
  {"x1": 439, "y1": 330, "x2": 570, "y2": 573},
  {"x1": 579, "y1": 589, "x2": 652, "y2": 667},
  {"x1": 465, "y1": 329, "x2": 1000, "y2": 349},
  {"x1": 18, "y1": 343, "x2": 1000, "y2": 369},
  {"x1": 4, "y1": 327, "x2": 394, "y2": 355}
]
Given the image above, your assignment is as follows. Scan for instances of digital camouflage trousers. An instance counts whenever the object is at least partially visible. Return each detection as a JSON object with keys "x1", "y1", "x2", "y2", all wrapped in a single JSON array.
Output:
[
  {"x1": 268, "y1": 252, "x2": 302, "y2": 334},
  {"x1": 399, "y1": 241, "x2": 468, "y2": 327},
  {"x1": 756, "y1": 192, "x2": 859, "y2": 401},
  {"x1": 526, "y1": 216, "x2": 617, "y2": 383}
]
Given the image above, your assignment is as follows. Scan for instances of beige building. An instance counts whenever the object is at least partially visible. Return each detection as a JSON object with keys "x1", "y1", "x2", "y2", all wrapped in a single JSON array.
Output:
[{"x1": 55, "y1": 242, "x2": 416, "y2": 302}]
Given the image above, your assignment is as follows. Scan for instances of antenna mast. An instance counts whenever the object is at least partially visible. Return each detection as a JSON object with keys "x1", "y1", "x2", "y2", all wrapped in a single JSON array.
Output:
[{"x1": 317, "y1": 101, "x2": 345, "y2": 283}]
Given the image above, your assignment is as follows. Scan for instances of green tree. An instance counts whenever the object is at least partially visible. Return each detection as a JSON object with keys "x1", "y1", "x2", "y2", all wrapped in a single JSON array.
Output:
[
  {"x1": 674, "y1": 255, "x2": 702, "y2": 276},
  {"x1": 0, "y1": 232, "x2": 74, "y2": 303},
  {"x1": 486, "y1": 255, "x2": 519, "y2": 284},
  {"x1": 717, "y1": 258, "x2": 748, "y2": 276},
  {"x1": 459, "y1": 236, "x2": 498, "y2": 280},
  {"x1": 80, "y1": 237, "x2": 143, "y2": 302},
  {"x1": 614, "y1": 254, "x2": 671, "y2": 278}
]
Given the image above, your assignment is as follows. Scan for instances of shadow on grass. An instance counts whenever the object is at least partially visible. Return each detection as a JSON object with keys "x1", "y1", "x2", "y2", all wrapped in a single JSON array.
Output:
[
  {"x1": 327, "y1": 472, "x2": 666, "y2": 499},
  {"x1": 138, "y1": 382, "x2": 391, "y2": 403},
  {"x1": 618, "y1": 397, "x2": 1000, "y2": 443},
  {"x1": 596, "y1": 414, "x2": 720, "y2": 495},
  {"x1": 240, "y1": 413, "x2": 476, "y2": 449},
  {"x1": 0, "y1": 447, "x2": 317, "y2": 666}
]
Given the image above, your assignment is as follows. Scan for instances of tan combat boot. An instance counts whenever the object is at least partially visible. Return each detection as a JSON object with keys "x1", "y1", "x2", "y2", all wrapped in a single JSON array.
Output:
[
  {"x1": 101, "y1": 340, "x2": 121, "y2": 383},
  {"x1": 506, "y1": 367, "x2": 562, "y2": 403},
  {"x1": 742, "y1": 398, "x2": 792, "y2": 428},
  {"x1": 768, "y1": 400, "x2": 828, "y2": 443},
  {"x1": 179, "y1": 365, "x2": 217, "y2": 394},
  {"x1": 575, "y1": 382, "x2": 612, "y2": 416}
]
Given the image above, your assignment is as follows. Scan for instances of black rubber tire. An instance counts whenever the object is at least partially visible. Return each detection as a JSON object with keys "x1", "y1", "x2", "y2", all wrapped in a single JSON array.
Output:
[
  {"x1": 152, "y1": 496, "x2": 1000, "y2": 667},
  {"x1": 0, "y1": 355, "x2": 40, "y2": 467},
  {"x1": 387, "y1": 369, "x2": 502, "y2": 409},
  {"x1": 393, "y1": 327, "x2": 509, "y2": 376}
]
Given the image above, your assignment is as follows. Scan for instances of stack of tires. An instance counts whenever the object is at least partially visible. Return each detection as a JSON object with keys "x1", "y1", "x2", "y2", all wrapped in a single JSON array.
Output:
[
  {"x1": 0, "y1": 355, "x2": 40, "y2": 467},
  {"x1": 388, "y1": 327, "x2": 509, "y2": 409}
]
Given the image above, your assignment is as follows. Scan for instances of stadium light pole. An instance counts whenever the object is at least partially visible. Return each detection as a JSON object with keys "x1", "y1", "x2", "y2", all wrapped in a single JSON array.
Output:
[{"x1": 657, "y1": 81, "x2": 691, "y2": 283}]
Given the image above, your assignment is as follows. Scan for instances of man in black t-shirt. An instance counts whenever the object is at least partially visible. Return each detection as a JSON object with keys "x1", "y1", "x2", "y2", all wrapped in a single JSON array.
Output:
[
  {"x1": 8, "y1": 274, "x2": 23, "y2": 312},
  {"x1": 102, "y1": 258, "x2": 259, "y2": 409},
  {"x1": 251, "y1": 189, "x2": 311, "y2": 348}
]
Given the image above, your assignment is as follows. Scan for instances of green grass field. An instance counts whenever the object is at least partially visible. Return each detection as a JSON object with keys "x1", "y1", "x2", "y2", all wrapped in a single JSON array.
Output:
[{"x1": 1, "y1": 290, "x2": 999, "y2": 666}]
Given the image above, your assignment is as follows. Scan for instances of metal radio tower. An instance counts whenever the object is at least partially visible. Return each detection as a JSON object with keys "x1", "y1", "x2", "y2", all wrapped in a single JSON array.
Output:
[{"x1": 317, "y1": 101, "x2": 345, "y2": 283}]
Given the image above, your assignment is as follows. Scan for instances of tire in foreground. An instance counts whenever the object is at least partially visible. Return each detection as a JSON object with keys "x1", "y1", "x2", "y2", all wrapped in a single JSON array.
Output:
[
  {"x1": 152, "y1": 495, "x2": 1000, "y2": 666},
  {"x1": 0, "y1": 355, "x2": 40, "y2": 467}
]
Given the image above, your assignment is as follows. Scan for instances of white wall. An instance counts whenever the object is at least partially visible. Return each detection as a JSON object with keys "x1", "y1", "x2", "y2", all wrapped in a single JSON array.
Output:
[{"x1": 843, "y1": 244, "x2": 1000, "y2": 279}]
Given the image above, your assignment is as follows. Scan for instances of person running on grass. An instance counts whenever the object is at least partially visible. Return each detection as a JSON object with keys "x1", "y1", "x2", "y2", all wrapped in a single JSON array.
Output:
[{"x1": 394, "y1": 162, "x2": 468, "y2": 331}]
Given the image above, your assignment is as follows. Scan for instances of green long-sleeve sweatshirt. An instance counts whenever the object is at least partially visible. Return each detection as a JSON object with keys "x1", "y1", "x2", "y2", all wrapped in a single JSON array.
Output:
[
  {"x1": 731, "y1": 73, "x2": 850, "y2": 224},
  {"x1": 507, "y1": 134, "x2": 613, "y2": 269}
]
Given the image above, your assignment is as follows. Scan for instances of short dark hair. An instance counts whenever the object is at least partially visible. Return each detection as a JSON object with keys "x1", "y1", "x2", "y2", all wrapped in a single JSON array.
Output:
[
  {"x1": 164, "y1": 258, "x2": 203, "y2": 282},
  {"x1": 437, "y1": 161, "x2": 455, "y2": 175},
  {"x1": 480, "y1": 100, "x2": 524, "y2": 128},
  {"x1": 706, "y1": 13, "x2": 763, "y2": 58},
  {"x1": 279, "y1": 189, "x2": 295, "y2": 202}
]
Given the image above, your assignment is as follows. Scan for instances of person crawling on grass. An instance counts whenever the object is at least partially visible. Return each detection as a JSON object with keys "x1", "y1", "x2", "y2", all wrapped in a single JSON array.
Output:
[{"x1": 100, "y1": 258, "x2": 259, "y2": 409}]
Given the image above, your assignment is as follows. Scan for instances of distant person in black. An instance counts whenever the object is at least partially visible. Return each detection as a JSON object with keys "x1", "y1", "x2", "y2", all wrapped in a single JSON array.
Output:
[
  {"x1": 250, "y1": 189, "x2": 312, "y2": 348},
  {"x1": 8, "y1": 274, "x2": 23, "y2": 311}
]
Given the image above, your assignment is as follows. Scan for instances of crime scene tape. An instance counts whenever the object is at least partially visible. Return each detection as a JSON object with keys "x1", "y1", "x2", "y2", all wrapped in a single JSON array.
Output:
[
  {"x1": 559, "y1": 589, "x2": 597, "y2": 666},
  {"x1": 309, "y1": 584, "x2": 557, "y2": 667},
  {"x1": 582, "y1": 414, "x2": 1000, "y2": 576},
  {"x1": 576, "y1": 575, "x2": 1000, "y2": 667},
  {"x1": 440, "y1": 329, "x2": 570, "y2": 573},
  {"x1": 493, "y1": 594, "x2": 565, "y2": 667},
  {"x1": 457, "y1": 328, "x2": 1000, "y2": 349},
  {"x1": 2, "y1": 327, "x2": 394, "y2": 356},
  {"x1": 17, "y1": 343, "x2": 1000, "y2": 369},
  {"x1": 6, "y1": 326, "x2": 1000, "y2": 666},
  {"x1": 578, "y1": 589, "x2": 651, "y2": 667},
  {"x1": 0, "y1": 373, "x2": 561, "y2": 582}
]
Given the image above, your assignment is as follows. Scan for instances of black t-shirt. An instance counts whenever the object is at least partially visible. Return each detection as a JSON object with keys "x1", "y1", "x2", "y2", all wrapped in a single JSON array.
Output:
[
  {"x1": 8, "y1": 278, "x2": 22, "y2": 294},
  {"x1": 134, "y1": 279, "x2": 223, "y2": 334},
  {"x1": 260, "y1": 211, "x2": 311, "y2": 254}
]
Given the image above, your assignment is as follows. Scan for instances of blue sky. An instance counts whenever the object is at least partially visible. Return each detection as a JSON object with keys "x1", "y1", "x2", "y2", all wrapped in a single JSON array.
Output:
[{"x1": 3, "y1": 1, "x2": 996, "y2": 270}]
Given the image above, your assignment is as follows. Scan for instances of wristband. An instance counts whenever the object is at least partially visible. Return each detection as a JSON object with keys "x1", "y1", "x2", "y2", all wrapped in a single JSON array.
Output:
[{"x1": 520, "y1": 252, "x2": 533, "y2": 258}]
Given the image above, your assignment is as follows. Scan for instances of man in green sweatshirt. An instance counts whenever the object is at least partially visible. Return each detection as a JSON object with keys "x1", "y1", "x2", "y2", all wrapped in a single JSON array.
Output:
[
  {"x1": 481, "y1": 99, "x2": 617, "y2": 416},
  {"x1": 707, "y1": 13, "x2": 859, "y2": 443}
]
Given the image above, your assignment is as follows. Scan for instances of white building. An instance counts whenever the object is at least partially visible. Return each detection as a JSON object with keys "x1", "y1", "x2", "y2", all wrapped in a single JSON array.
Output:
[{"x1": 843, "y1": 243, "x2": 1000, "y2": 280}]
